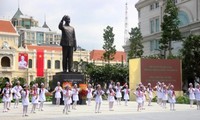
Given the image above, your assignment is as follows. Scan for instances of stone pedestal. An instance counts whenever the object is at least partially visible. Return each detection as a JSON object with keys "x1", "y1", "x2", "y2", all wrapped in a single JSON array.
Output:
[{"x1": 52, "y1": 72, "x2": 84, "y2": 105}]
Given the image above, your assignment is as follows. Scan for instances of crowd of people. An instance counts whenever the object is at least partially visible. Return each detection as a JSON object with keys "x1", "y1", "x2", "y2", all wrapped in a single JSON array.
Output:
[{"x1": 1, "y1": 80, "x2": 200, "y2": 117}]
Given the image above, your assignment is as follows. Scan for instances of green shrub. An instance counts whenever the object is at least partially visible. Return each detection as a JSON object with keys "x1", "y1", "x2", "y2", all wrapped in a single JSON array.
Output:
[
  {"x1": 152, "y1": 96, "x2": 157, "y2": 102},
  {"x1": 176, "y1": 95, "x2": 190, "y2": 104}
]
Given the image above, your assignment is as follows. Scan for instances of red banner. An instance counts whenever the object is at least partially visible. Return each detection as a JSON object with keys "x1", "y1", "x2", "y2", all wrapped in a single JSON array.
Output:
[
  {"x1": 36, "y1": 49, "x2": 44, "y2": 77},
  {"x1": 18, "y1": 53, "x2": 28, "y2": 69}
]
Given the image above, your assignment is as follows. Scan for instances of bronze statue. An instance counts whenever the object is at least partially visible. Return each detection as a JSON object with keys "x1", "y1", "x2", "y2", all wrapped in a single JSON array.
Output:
[{"x1": 59, "y1": 15, "x2": 77, "y2": 72}]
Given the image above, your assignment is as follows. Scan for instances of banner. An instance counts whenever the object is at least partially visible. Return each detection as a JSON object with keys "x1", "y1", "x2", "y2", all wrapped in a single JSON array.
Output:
[
  {"x1": 36, "y1": 49, "x2": 44, "y2": 77},
  {"x1": 18, "y1": 53, "x2": 28, "y2": 69},
  {"x1": 62, "y1": 82, "x2": 72, "y2": 88}
]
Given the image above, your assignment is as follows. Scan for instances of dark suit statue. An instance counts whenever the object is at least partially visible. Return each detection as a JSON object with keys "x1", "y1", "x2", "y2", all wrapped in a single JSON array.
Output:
[{"x1": 59, "y1": 15, "x2": 77, "y2": 72}]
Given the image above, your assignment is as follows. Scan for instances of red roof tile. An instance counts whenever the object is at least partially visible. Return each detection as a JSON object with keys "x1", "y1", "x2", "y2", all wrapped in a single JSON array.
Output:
[
  {"x1": 0, "y1": 20, "x2": 17, "y2": 33},
  {"x1": 90, "y1": 50, "x2": 126, "y2": 62}
]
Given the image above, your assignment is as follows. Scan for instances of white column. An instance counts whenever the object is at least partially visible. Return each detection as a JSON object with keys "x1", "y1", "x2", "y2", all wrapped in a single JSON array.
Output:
[{"x1": 51, "y1": 51, "x2": 55, "y2": 70}]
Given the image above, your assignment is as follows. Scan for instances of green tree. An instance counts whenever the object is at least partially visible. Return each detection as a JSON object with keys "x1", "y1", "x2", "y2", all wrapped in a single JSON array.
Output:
[
  {"x1": 128, "y1": 27, "x2": 144, "y2": 60},
  {"x1": 160, "y1": 0, "x2": 181, "y2": 58},
  {"x1": 12, "y1": 77, "x2": 26, "y2": 86},
  {"x1": 181, "y1": 34, "x2": 200, "y2": 84},
  {"x1": 102, "y1": 26, "x2": 116, "y2": 64}
]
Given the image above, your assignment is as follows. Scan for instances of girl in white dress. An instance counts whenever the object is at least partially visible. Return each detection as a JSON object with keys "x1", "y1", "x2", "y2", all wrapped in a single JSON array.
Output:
[
  {"x1": 8, "y1": 83, "x2": 14, "y2": 110},
  {"x1": 63, "y1": 85, "x2": 72, "y2": 114},
  {"x1": 94, "y1": 84, "x2": 104, "y2": 113},
  {"x1": 134, "y1": 87, "x2": 143, "y2": 112},
  {"x1": 188, "y1": 83, "x2": 195, "y2": 108},
  {"x1": 122, "y1": 85, "x2": 130, "y2": 106},
  {"x1": 2, "y1": 82, "x2": 11, "y2": 112},
  {"x1": 168, "y1": 85, "x2": 176, "y2": 111},
  {"x1": 146, "y1": 83, "x2": 153, "y2": 106},
  {"x1": 86, "y1": 84, "x2": 93, "y2": 106},
  {"x1": 39, "y1": 83, "x2": 49, "y2": 111},
  {"x1": 154, "y1": 82, "x2": 162, "y2": 105},
  {"x1": 30, "y1": 85, "x2": 39, "y2": 113},
  {"x1": 13, "y1": 81, "x2": 23, "y2": 108},
  {"x1": 115, "y1": 82, "x2": 122, "y2": 105},
  {"x1": 107, "y1": 87, "x2": 115, "y2": 111},
  {"x1": 194, "y1": 84, "x2": 200, "y2": 110},
  {"x1": 72, "y1": 84, "x2": 79, "y2": 110},
  {"x1": 21, "y1": 84, "x2": 29, "y2": 117},
  {"x1": 162, "y1": 85, "x2": 168, "y2": 108},
  {"x1": 52, "y1": 82, "x2": 63, "y2": 106}
]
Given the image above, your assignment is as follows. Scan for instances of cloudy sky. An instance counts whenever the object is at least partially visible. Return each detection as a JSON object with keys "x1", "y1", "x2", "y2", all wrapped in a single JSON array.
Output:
[{"x1": 0, "y1": 0, "x2": 139, "y2": 51}]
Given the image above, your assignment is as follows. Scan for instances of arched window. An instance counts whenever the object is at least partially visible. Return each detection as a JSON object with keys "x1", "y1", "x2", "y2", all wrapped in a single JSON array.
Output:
[
  {"x1": 28, "y1": 59, "x2": 32, "y2": 68},
  {"x1": 47, "y1": 60, "x2": 51, "y2": 69},
  {"x1": 55, "y1": 60, "x2": 60, "y2": 69},
  {"x1": 1, "y1": 56, "x2": 11, "y2": 67},
  {"x1": 178, "y1": 11, "x2": 190, "y2": 26}
]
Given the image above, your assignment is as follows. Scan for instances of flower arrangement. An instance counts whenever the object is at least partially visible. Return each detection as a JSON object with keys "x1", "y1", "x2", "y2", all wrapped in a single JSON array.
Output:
[{"x1": 79, "y1": 89, "x2": 88, "y2": 99}]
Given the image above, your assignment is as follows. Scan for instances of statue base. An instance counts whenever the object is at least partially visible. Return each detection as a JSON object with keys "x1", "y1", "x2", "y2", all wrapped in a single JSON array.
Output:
[{"x1": 52, "y1": 72, "x2": 85, "y2": 105}]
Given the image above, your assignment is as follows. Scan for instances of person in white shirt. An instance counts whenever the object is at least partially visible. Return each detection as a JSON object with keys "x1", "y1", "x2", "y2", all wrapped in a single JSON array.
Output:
[
  {"x1": 162, "y1": 85, "x2": 168, "y2": 108},
  {"x1": 13, "y1": 81, "x2": 23, "y2": 108},
  {"x1": 21, "y1": 84, "x2": 29, "y2": 117},
  {"x1": 134, "y1": 86, "x2": 143, "y2": 112},
  {"x1": 168, "y1": 85, "x2": 176, "y2": 111},
  {"x1": 30, "y1": 85, "x2": 39, "y2": 113},
  {"x1": 195, "y1": 84, "x2": 200, "y2": 110},
  {"x1": 122, "y1": 85, "x2": 130, "y2": 106},
  {"x1": 188, "y1": 83, "x2": 195, "y2": 108},
  {"x1": 62, "y1": 85, "x2": 72, "y2": 114},
  {"x1": 2, "y1": 82, "x2": 11, "y2": 112},
  {"x1": 39, "y1": 83, "x2": 49, "y2": 111},
  {"x1": 115, "y1": 82, "x2": 123, "y2": 105},
  {"x1": 86, "y1": 84, "x2": 93, "y2": 106},
  {"x1": 146, "y1": 83, "x2": 153, "y2": 106},
  {"x1": 94, "y1": 84, "x2": 104, "y2": 113},
  {"x1": 51, "y1": 82, "x2": 63, "y2": 106},
  {"x1": 72, "y1": 84, "x2": 79, "y2": 110},
  {"x1": 107, "y1": 86, "x2": 115, "y2": 111}
]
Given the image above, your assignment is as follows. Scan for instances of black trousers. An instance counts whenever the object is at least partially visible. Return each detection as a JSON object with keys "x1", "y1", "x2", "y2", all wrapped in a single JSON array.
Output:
[{"x1": 62, "y1": 46, "x2": 73, "y2": 72}]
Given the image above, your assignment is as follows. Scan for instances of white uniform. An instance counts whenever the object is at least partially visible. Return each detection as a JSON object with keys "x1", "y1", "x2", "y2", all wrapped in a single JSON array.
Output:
[
  {"x1": 162, "y1": 89, "x2": 168, "y2": 101},
  {"x1": 168, "y1": 90, "x2": 176, "y2": 103},
  {"x1": 115, "y1": 86, "x2": 122, "y2": 98},
  {"x1": 188, "y1": 88, "x2": 195, "y2": 100},
  {"x1": 107, "y1": 89, "x2": 115, "y2": 102},
  {"x1": 39, "y1": 88, "x2": 48, "y2": 102},
  {"x1": 195, "y1": 88, "x2": 200, "y2": 101},
  {"x1": 146, "y1": 87, "x2": 153, "y2": 99},
  {"x1": 86, "y1": 88, "x2": 93, "y2": 99},
  {"x1": 54, "y1": 86, "x2": 62, "y2": 99},
  {"x1": 21, "y1": 90, "x2": 30, "y2": 106},
  {"x1": 31, "y1": 89, "x2": 39, "y2": 104},
  {"x1": 13, "y1": 85, "x2": 23, "y2": 100},
  {"x1": 72, "y1": 88, "x2": 79, "y2": 101},
  {"x1": 122, "y1": 89, "x2": 130, "y2": 100},
  {"x1": 63, "y1": 90, "x2": 72, "y2": 105},
  {"x1": 156, "y1": 86, "x2": 162, "y2": 99},
  {"x1": 94, "y1": 90, "x2": 104, "y2": 103},
  {"x1": 2, "y1": 88, "x2": 11, "y2": 102},
  {"x1": 135, "y1": 91, "x2": 143, "y2": 104}
]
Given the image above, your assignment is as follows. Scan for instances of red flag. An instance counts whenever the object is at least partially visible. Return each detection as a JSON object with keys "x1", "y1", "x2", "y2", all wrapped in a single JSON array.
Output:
[{"x1": 36, "y1": 49, "x2": 44, "y2": 77}]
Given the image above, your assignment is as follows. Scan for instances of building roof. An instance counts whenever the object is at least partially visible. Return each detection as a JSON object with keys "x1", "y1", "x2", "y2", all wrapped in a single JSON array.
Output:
[
  {"x1": 27, "y1": 45, "x2": 62, "y2": 52},
  {"x1": 0, "y1": 19, "x2": 17, "y2": 34},
  {"x1": 12, "y1": 8, "x2": 23, "y2": 19},
  {"x1": 90, "y1": 50, "x2": 126, "y2": 62}
]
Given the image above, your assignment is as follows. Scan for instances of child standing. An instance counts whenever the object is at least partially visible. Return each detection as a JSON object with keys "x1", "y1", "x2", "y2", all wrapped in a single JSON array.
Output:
[
  {"x1": 86, "y1": 84, "x2": 93, "y2": 106},
  {"x1": 52, "y1": 82, "x2": 63, "y2": 106},
  {"x1": 135, "y1": 87, "x2": 143, "y2": 112},
  {"x1": 63, "y1": 85, "x2": 72, "y2": 114},
  {"x1": 72, "y1": 84, "x2": 79, "y2": 110},
  {"x1": 122, "y1": 85, "x2": 130, "y2": 106},
  {"x1": 194, "y1": 84, "x2": 200, "y2": 110},
  {"x1": 30, "y1": 85, "x2": 39, "y2": 113},
  {"x1": 13, "y1": 81, "x2": 23, "y2": 108},
  {"x1": 38, "y1": 83, "x2": 49, "y2": 111},
  {"x1": 115, "y1": 82, "x2": 122, "y2": 105},
  {"x1": 146, "y1": 83, "x2": 153, "y2": 106},
  {"x1": 107, "y1": 86, "x2": 115, "y2": 111},
  {"x1": 188, "y1": 83, "x2": 195, "y2": 108},
  {"x1": 162, "y1": 85, "x2": 168, "y2": 108},
  {"x1": 94, "y1": 84, "x2": 104, "y2": 113},
  {"x1": 21, "y1": 84, "x2": 29, "y2": 117},
  {"x1": 168, "y1": 85, "x2": 176, "y2": 111},
  {"x1": 2, "y1": 82, "x2": 11, "y2": 112}
]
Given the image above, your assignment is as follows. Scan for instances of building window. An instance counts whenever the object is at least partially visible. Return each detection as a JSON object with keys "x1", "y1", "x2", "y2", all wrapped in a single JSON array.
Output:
[
  {"x1": 47, "y1": 60, "x2": 51, "y2": 69},
  {"x1": 28, "y1": 59, "x2": 32, "y2": 68},
  {"x1": 155, "y1": 2, "x2": 159, "y2": 8},
  {"x1": 55, "y1": 60, "x2": 60, "y2": 69},
  {"x1": 1, "y1": 57, "x2": 10, "y2": 67},
  {"x1": 150, "y1": 18, "x2": 160, "y2": 34},
  {"x1": 150, "y1": 4, "x2": 154, "y2": 10},
  {"x1": 178, "y1": 11, "x2": 190, "y2": 26},
  {"x1": 150, "y1": 40, "x2": 159, "y2": 51}
]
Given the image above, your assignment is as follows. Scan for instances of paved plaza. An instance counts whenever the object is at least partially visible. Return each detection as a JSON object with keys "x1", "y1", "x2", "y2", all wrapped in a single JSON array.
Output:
[{"x1": 0, "y1": 101, "x2": 199, "y2": 120}]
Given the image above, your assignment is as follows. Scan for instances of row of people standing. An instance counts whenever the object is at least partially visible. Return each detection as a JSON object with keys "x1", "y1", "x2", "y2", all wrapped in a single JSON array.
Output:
[{"x1": 188, "y1": 83, "x2": 200, "y2": 109}]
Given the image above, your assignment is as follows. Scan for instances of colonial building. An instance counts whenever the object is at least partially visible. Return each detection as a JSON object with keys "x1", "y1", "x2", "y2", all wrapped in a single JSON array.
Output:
[{"x1": 124, "y1": 0, "x2": 200, "y2": 57}]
